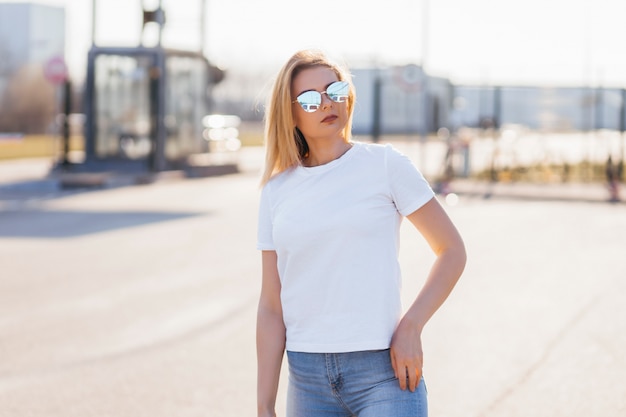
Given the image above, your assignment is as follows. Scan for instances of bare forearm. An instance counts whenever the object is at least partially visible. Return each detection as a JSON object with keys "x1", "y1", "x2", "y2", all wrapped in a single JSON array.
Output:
[
  {"x1": 404, "y1": 246, "x2": 466, "y2": 331},
  {"x1": 391, "y1": 198, "x2": 466, "y2": 391},
  {"x1": 257, "y1": 308, "x2": 286, "y2": 417}
]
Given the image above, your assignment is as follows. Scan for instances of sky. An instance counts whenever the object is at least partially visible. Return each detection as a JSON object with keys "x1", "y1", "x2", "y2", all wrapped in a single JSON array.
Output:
[{"x1": 4, "y1": 0, "x2": 626, "y2": 88}]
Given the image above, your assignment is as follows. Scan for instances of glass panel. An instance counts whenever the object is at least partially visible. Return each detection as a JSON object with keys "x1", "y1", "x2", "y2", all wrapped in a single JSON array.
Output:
[
  {"x1": 165, "y1": 55, "x2": 208, "y2": 160},
  {"x1": 94, "y1": 54, "x2": 153, "y2": 159}
]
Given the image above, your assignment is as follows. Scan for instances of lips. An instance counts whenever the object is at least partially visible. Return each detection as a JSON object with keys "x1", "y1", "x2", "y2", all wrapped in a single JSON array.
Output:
[{"x1": 321, "y1": 115, "x2": 338, "y2": 123}]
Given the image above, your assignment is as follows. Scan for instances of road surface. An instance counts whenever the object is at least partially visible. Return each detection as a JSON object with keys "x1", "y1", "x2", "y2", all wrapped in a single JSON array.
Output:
[{"x1": 0, "y1": 152, "x2": 625, "y2": 416}]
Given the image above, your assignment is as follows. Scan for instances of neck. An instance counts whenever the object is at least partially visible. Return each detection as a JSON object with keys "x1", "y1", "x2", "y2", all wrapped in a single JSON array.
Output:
[{"x1": 303, "y1": 137, "x2": 352, "y2": 167}]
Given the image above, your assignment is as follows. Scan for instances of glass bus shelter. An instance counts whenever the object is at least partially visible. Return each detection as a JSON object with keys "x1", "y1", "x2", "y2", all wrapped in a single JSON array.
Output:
[{"x1": 75, "y1": 46, "x2": 224, "y2": 174}]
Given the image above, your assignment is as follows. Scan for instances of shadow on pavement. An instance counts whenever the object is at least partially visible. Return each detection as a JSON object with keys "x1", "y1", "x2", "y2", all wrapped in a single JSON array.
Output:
[{"x1": 0, "y1": 209, "x2": 208, "y2": 238}]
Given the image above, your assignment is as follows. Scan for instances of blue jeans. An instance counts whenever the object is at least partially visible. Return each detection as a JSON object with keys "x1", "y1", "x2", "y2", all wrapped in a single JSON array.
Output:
[{"x1": 286, "y1": 349, "x2": 427, "y2": 417}]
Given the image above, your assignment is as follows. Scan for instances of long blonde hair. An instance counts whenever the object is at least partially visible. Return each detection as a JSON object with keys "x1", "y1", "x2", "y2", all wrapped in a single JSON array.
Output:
[{"x1": 260, "y1": 49, "x2": 356, "y2": 185}]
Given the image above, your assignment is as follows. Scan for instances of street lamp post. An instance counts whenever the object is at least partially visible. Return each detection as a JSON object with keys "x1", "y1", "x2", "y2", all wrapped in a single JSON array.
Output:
[
  {"x1": 421, "y1": 0, "x2": 429, "y2": 72},
  {"x1": 420, "y1": 0, "x2": 429, "y2": 171},
  {"x1": 200, "y1": 0, "x2": 207, "y2": 55},
  {"x1": 91, "y1": 0, "x2": 96, "y2": 46}
]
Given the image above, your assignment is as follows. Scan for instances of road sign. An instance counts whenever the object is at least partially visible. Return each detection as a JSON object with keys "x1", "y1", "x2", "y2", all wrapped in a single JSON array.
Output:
[
  {"x1": 44, "y1": 55, "x2": 68, "y2": 85},
  {"x1": 394, "y1": 64, "x2": 423, "y2": 92}
]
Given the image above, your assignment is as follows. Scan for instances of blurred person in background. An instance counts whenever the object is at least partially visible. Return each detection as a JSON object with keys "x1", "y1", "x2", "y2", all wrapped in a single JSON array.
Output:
[
  {"x1": 606, "y1": 156, "x2": 620, "y2": 202},
  {"x1": 256, "y1": 49, "x2": 466, "y2": 417}
]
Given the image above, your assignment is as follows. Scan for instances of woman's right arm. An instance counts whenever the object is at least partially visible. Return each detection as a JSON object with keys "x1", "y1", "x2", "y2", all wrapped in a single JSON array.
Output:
[{"x1": 257, "y1": 250, "x2": 286, "y2": 417}]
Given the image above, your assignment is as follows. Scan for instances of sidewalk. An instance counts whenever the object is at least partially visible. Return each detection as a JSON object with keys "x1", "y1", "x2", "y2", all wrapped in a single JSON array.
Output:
[
  {"x1": 448, "y1": 178, "x2": 625, "y2": 204},
  {"x1": 0, "y1": 157, "x2": 56, "y2": 186}
]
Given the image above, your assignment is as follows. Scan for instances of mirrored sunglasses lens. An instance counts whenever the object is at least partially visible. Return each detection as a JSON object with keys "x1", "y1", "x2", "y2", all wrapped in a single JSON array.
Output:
[
  {"x1": 297, "y1": 91, "x2": 321, "y2": 112},
  {"x1": 327, "y1": 81, "x2": 349, "y2": 103}
]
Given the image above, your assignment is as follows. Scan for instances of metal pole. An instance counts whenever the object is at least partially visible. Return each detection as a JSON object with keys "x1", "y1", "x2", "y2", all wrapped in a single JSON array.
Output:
[
  {"x1": 372, "y1": 74, "x2": 381, "y2": 143},
  {"x1": 584, "y1": 0, "x2": 594, "y2": 180},
  {"x1": 157, "y1": 0, "x2": 163, "y2": 46},
  {"x1": 420, "y1": 0, "x2": 429, "y2": 170},
  {"x1": 619, "y1": 88, "x2": 626, "y2": 134},
  {"x1": 140, "y1": 0, "x2": 144, "y2": 45},
  {"x1": 200, "y1": 0, "x2": 207, "y2": 55},
  {"x1": 91, "y1": 0, "x2": 96, "y2": 46},
  {"x1": 421, "y1": 0, "x2": 429, "y2": 71},
  {"x1": 493, "y1": 86, "x2": 501, "y2": 130},
  {"x1": 62, "y1": 80, "x2": 72, "y2": 167}
]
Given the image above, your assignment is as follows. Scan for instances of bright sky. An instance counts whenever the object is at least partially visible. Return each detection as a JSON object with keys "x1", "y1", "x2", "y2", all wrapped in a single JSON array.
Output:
[{"x1": 4, "y1": 0, "x2": 626, "y2": 87}]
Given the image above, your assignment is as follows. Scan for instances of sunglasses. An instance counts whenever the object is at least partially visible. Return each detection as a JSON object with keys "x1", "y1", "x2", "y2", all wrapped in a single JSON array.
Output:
[{"x1": 292, "y1": 81, "x2": 350, "y2": 112}]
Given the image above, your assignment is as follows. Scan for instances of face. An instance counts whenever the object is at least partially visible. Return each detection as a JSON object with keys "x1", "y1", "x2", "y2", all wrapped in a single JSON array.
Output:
[{"x1": 291, "y1": 66, "x2": 349, "y2": 142}]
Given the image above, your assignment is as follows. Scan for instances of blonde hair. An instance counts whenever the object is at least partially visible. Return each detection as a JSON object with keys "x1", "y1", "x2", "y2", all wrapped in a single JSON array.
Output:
[{"x1": 260, "y1": 49, "x2": 356, "y2": 185}]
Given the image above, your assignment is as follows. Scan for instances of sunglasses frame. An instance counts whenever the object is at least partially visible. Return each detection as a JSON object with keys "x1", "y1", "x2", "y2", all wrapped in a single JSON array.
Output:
[{"x1": 292, "y1": 81, "x2": 350, "y2": 113}]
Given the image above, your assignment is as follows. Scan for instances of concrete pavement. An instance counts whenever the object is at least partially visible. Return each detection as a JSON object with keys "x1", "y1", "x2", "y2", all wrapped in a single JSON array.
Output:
[
  {"x1": 0, "y1": 146, "x2": 625, "y2": 416},
  {"x1": 448, "y1": 178, "x2": 624, "y2": 204},
  {"x1": 0, "y1": 162, "x2": 626, "y2": 417}
]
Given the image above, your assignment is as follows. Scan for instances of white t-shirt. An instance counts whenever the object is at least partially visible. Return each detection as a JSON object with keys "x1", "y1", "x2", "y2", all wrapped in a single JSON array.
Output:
[{"x1": 257, "y1": 141, "x2": 434, "y2": 353}]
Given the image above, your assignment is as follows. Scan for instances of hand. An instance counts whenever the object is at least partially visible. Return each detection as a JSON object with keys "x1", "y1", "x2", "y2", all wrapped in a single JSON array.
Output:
[{"x1": 390, "y1": 318, "x2": 423, "y2": 392}]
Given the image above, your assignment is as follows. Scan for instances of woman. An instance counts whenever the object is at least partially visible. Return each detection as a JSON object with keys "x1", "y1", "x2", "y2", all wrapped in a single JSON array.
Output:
[{"x1": 256, "y1": 49, "x2": 466, "y2": 417}]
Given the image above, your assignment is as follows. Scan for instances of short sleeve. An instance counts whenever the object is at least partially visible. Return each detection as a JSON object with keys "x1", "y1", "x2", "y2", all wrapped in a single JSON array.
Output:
[
  {"x1": 385, "y1": 144, "x2": 435, "y2": 216},
  {"x1": 257, "y1": 183, "x2": 276, "y2": 250}
]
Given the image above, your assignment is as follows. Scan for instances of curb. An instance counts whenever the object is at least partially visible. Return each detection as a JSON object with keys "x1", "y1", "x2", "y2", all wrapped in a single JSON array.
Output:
[{"x1": 448, "y1": 180, "x2": 625, "y2": 205}]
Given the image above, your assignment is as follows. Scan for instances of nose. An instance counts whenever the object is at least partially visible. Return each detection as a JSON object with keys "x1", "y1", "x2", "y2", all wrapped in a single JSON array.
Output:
[{"x1": 320, "y1": 92, "x2": 333, "y2": 109}]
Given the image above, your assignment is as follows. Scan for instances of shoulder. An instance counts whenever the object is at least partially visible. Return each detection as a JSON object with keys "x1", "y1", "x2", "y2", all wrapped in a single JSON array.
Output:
[
  {"x1": 351, "y1": 141, "x2": 398, "y2": 163},
  {"x1": 351, "y1": 141, "x2": 412, "y2": 170},
  {"x1": 353, "y1": 141, "x2": 388, "y2": 154},
  {"x1": 264, "y1": 166, "x2": 296, "y2": 188},
  {"x1": 353, "y1": 141, "x2": 406, "y2": 158}
]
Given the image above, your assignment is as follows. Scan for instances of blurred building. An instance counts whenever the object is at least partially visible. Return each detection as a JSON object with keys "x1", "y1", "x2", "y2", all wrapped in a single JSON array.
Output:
[
  {"x1": 351, "y1": 65, "x2": 453, "y2": 136},
  {"x1": 0, "y1": 2, "x2": 65, "y2": 133},
  {"x1": 350, "y1": 66, "x2": 626, "y2": 135},
  {"x1": 0, "y1": 2, "x2": 65, "y2": 69},
  {"x1": 452, "y1": 86, "x2": 626, "y2": 132}
]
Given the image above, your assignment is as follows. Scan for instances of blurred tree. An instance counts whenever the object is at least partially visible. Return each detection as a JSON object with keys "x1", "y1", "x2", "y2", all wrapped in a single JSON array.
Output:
[{"x1": 0, "y1": 64, "x2": 56, "y2": 133}]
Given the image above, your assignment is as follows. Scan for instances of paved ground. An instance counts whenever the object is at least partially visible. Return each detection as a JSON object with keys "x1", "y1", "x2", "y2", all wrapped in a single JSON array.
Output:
[
  {"x1": 1, "y1": 145, "x2": 624, "y2": 207},
  {"x1": 0, "y1": 148, "x2": 625, "y2": 416}
]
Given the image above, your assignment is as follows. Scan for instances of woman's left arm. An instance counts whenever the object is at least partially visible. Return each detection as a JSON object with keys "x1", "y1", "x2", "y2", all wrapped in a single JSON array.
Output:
[{"x1": 390, "y1": 197, "x2": 467, "y2": 392}]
